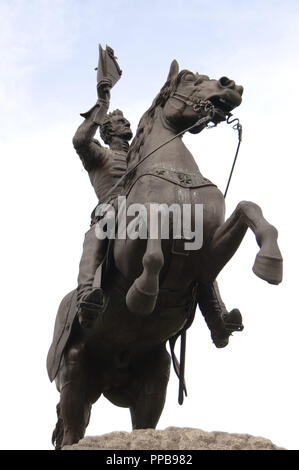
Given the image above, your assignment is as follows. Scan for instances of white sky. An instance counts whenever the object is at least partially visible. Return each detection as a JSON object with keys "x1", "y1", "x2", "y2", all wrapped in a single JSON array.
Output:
[{"x1": 0, "y1": 0, "x2": 298, "y2": 450}]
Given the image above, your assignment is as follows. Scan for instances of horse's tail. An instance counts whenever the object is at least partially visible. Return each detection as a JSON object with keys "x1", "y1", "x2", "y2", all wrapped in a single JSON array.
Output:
[{"x1": 52, "y1": 402, "x2": 64, "y2": 450}]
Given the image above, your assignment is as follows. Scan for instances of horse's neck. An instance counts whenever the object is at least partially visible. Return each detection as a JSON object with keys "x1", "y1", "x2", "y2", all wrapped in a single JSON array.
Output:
[{"x1": 138, "y1": 110, "x2": 201, "y2": 174}]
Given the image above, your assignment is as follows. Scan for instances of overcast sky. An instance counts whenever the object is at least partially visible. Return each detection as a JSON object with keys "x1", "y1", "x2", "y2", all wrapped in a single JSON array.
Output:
[{"x1": 0, "y1": 0, "x2": 298, "y2": 450}]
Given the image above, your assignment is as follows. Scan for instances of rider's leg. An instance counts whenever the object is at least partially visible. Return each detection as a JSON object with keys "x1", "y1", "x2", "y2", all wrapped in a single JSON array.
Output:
[
  {"x1": 197, "y1": 281, "x2": 243, "y2": 348},
  {"x1": 77, "y1": 225, "x2": 107, "y2": 303},
  {"x1": 77, "y1": 225, "x2": 108, "y2": 327}
]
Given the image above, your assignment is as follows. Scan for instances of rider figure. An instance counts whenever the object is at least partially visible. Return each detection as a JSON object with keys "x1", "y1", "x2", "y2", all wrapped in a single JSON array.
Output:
[
  {"x1": 73, "y1": 78, "x2": 243, "y2": 347},
  {"x1": 73, "y1": 78, "x2": 133, "y2": 328}
]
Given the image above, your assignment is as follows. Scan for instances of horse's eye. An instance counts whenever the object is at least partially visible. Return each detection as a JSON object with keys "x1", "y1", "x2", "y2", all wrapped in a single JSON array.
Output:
[{"x1": 184, "y1": 73, "x2": 195, "y2": 81}]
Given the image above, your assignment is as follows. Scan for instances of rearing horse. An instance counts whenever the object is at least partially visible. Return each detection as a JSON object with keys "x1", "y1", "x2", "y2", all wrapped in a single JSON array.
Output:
[
  {"x1": 47, "y1": 60, "x2": 282, "y2": 449},
  {"x1": 116, "y1": 60, "x2": 282, "y2": 313}
]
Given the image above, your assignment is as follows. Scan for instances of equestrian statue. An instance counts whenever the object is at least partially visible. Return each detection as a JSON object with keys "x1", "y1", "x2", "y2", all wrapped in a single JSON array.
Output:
[{"x1": 47, "y1": 45, "x2": 283, "y2": 449}]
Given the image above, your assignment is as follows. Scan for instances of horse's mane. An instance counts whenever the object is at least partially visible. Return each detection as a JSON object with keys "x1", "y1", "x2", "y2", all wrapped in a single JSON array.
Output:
[{"x1": 127, "y1": 70, "x2": 187, "y2": 169}]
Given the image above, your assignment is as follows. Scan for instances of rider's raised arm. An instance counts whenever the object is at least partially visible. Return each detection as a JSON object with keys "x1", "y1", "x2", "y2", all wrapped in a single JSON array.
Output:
[{"x1": 72, "y1": 80, "x2": 111, "y2": 171}]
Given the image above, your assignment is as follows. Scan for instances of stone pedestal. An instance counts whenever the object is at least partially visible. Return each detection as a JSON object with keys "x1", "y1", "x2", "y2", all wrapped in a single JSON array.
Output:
[{"x1": 63, "y1": 427, "x2": 284, "y2": 450}]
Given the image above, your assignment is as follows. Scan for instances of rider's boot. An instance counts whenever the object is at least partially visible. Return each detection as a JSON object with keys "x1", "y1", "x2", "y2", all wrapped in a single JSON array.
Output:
[{"x1": 197, "y1": 281, "x2": 244, "y2": 348}]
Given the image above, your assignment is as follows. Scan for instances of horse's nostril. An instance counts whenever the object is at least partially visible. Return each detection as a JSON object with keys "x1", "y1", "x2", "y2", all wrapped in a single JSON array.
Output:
[
  {"x1": 219, "y1": 76, "x2": 237, "y2": 90},
  {"x1": 219, "y1": 76, "x2": 231, "y2": 87}
]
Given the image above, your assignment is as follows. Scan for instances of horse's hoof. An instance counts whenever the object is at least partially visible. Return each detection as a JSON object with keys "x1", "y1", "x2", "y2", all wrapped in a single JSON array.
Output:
[
  {"x1": 126, "y1": 282, "x2": 157, "y2": 316},
  {"x1": 253, "y1": 254, "x2": 283, "y2": 285}
]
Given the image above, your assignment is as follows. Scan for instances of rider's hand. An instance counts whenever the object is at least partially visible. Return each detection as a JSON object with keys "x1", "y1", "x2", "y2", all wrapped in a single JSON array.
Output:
[{"x1": 97, "y1": 78, "x2": 112, "y2": 102}]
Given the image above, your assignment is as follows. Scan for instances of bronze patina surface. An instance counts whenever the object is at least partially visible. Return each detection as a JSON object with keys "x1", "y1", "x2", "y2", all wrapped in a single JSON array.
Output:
[{"x1": 47, "y1": 48, "x2": 283, "y2": 449}]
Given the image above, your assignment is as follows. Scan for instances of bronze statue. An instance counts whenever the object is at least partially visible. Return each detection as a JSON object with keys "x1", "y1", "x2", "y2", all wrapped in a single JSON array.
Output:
[
  {"x1": 47, "y1": 47, "x2": 283, "y2": 450},
  {"x1": 73, "y1": 78, "x2": 133, "y2": 328}
]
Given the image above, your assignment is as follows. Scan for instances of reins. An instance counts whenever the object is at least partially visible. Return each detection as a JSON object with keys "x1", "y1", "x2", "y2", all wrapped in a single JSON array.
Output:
[
  {"x1": 98, "y1": 111, "x2": 213, "y2": 203},
  {"x1": 223, "y1": 114, "x2": 242, "y2": 198},
  {"x1": 99, "y1": 101, "x2": 242, "y2": 203}
]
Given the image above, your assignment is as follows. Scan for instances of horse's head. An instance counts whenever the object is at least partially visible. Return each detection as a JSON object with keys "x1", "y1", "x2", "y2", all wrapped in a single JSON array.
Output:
[
  {"x1": 162, "y1": 60, "x2": 244, "y2": 133},
  {"x1": 127, "y1": 60, "x2": 244, "y2": 168}
]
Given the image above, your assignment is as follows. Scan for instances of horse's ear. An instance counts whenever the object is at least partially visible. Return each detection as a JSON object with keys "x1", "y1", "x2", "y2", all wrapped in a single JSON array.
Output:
[{"x1": 167, "y1": 60, "x2": 179, "y2": 81}]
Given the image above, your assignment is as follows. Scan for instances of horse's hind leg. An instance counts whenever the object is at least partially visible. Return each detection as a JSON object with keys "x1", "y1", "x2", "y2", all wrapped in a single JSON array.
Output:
[
  {"x1": 206, "y1": 201, "x2": 283, "y2": 284},
  {"x1": 126, "y1": 236, "x2": 164, "y2": 315},
  {"x1": 130, "y1": 346, "x2": 171, "y2": 429},
  {"x1": 55, "y1": 339, "x2": 92, "y2": 448}
]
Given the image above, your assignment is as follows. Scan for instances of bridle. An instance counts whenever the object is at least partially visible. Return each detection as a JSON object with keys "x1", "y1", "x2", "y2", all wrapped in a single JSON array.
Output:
[
  {"x1": 171, "y1": 91, "x2": 243, "y2": 198},
  {"x1": 99, "y1": 93, "x2": 242, "y2": 202}
]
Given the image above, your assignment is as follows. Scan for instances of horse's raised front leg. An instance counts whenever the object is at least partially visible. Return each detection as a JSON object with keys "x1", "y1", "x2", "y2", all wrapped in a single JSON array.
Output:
[
  {"x1": 206, "y1": 201, "x2": 283, "y2": 284},
  {"x1": 126, "y1": 236, "x2": 164, "y2": 315}
]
